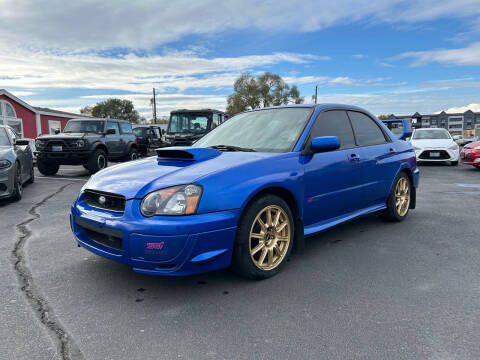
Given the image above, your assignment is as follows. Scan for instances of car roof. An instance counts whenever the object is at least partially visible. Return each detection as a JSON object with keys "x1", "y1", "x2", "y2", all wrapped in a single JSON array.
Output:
[
  {"x1": 242, "y1": 103, "x2": 377, "y2": 115},
  {"x1": 68, "y1": 118, "x2": 131, "y2": 123},
  {"x1": 171, "y1": 109, "x2": 225, "y2": 114}
]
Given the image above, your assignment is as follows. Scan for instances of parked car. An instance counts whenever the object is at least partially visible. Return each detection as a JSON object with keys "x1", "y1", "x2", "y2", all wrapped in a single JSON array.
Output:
[
  {"x1": 164, "y1": 109, "x2": 225, "y2": 146},
  {"x1": 410, "y1": 128, "x2": 459, "y2": 165},
  {"x1": 0, "y1": 125, "x2": 34, "y2": 201},
  {"x1": 460, "y1": 141, "x2": 480, "y2": 168},
  {"x1": 453, "y1": 134, "x2": 478, "y2": 147},
  {"x1": 71, "y1": 104, "x2": 419, "y2": 279},
  {"x1": 35, "y1": 118, "x2": 138, "y2": 175},
  {"x1": 132, "y1": 125, "x2": 165, "y2": 155}
]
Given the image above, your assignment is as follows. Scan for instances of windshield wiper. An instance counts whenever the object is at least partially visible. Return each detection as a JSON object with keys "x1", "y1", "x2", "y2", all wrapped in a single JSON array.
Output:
[{"x1": 209, "y1": 145, "x2": 256, "y2": 152}]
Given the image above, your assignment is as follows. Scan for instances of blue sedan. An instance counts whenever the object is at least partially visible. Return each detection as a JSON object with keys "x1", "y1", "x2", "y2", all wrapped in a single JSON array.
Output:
[{"x1": 70, "y1": 104, "x2": 419, "y2": 279}]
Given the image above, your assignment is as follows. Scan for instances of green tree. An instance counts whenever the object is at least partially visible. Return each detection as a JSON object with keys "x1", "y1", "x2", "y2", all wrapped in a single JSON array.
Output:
[
  {"x1": 226, "y1": 72, "x2": 304, "y2": 116},
  {"x1": 80, "y1": 99, "x2": 143, "y2": 123}
]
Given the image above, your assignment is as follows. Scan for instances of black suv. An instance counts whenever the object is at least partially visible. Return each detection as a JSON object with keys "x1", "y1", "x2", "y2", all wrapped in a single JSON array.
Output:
[
  {"x1": 35, "y1": 118, "x2": 138, "y2": 175},
  {"x1": 132, "y1": 125, "x2": 165, "y2": 155},
  {"x1": 164, "y1": 109, "x2": 225, "y2": 146}
]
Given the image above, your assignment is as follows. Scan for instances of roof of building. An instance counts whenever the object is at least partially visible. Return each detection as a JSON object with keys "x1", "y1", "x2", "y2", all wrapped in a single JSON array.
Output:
[{"x1": 33, "y1": 106, "x2": 87, "y2": 118}]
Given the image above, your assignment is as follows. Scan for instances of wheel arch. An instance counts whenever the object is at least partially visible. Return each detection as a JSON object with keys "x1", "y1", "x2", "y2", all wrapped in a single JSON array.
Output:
[
  {"x1": 242, "y1": 185, "x2": 305, "y2": 254},
  {"x1": 393, "y1": 166, "x2": 416, "y2": 209},
  {"x1": 93, "y1": 143, "x2": 108, "y2": 155}
]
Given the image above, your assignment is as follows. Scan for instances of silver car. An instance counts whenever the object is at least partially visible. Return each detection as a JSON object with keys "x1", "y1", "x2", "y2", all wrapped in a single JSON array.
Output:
[{"x1": 0, "y1": 125, "x2": 34, "y2": 201}]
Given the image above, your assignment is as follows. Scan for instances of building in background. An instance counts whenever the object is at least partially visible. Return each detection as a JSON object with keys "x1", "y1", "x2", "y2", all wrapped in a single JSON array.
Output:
[
  {"x1": 0, "y1": 89, "x2": 85, "y2": 139},
  {"x1": 387, "y1": 110, "x2": 480, "y2": 137}
]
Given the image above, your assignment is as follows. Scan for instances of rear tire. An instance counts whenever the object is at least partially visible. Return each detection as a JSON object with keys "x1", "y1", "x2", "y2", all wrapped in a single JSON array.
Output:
[
  {"x1": 87, "y1": 149, "x2": 108, "y2": 174},
  {"x1": 37, "y1": 159, "x2": 59, "y2": 176},
  {"x1": 381, "y1": 172, "x2": 411, "y2": 222},
  {"x1": 231, "y1": 195, "x2": 294, "y2": 280},
  {"x1": 125, "y1": 147, "x2": 139, "y2": 162},
  {"x1": 11, "y1": 163, "x2": 23, "y2": 201}
]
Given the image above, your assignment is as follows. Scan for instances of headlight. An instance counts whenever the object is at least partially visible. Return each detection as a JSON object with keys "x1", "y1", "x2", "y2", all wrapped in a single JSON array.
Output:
[
  {"x1": 0, "y1": 159, "x2": 12, "y2": 169},
  {"x1": 448, "y1": 143, "x2": 459, "y2": 150},
  {"x1": 140, "y1": 184, "x2": 202, "y2": 216},
  {"x1": 412, "y1": 145, "x2": 421, "y2": 151},
  {"x1": 474, "y1": 146, "x2": 480, "y2": 150},
  {"x1": 76, "y1": 139, "x2": 86, "y2": 148},
  {"x1": 35, "y1": 139, "x2": 44, "y2": 147}
]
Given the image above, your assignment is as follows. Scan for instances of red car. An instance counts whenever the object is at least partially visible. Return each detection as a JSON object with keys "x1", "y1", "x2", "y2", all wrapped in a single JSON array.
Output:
[{"x1": 460, "y1": 141, "x2": 480, "y2": 168}]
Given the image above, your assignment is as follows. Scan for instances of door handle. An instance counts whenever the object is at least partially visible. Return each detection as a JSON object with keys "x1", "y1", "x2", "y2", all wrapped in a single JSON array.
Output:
[
  {"x1": 389, "y1": 147, "x2": 395, "y2": 153},
  {"x1": 348, "y1": 153, "x2": 360, "y2": 162}
]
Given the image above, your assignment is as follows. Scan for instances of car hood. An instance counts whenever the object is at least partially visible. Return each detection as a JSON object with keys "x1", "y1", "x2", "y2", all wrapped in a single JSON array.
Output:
[
  {"x1": 84, "y1": 149, "x2": 279, "y2": 199},
  {"x1": 410, "y1": 139, "x2": 454, "y2": 148},
  {"x1": 38, "y1": 133, "x2": 92, "y2": 140},
  {"x1": 464, "y1": 141, "x2": 480, "y2": 149},
  {"x1": 0, "y1": 146, "x2": 13, "y2": 160}
]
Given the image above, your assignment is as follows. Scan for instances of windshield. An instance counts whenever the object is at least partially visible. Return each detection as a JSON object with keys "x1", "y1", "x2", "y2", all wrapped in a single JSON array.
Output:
[
  {"x1": 193, "y1": 107, "x2": 313, "y2": 152},
  {"x1": 0, "y1": 128, "x2": 10, "y2": 146},
  {"x1": 413, "y1": 129, "x2": 451, "y2": 140},
  {"x1": 64, "y1": 120, "x2": 104, "y2": 133},
  {"x1": 168, "y1": 113, "x2": 209, "y2": 134}
]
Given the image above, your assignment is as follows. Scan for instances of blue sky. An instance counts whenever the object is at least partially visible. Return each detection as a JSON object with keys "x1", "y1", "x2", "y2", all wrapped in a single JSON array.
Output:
[{"x1": 1, "y1": 0, "x2": 479, "y2": 118}]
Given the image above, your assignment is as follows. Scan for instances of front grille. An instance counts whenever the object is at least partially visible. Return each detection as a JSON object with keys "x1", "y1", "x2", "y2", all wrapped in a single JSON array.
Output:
[
  {"x1": 75, "y1": 217, "x2": 123, "y2": 250},
  {"x1": 83, "y1": 190, "x2": 126, "y2": 213},
  {"x1": 0, "y1": 184, "x2": 7, "y2": 192},
  {"x1": 419, "y1": 150, "x2": 450, "y2": 160}
]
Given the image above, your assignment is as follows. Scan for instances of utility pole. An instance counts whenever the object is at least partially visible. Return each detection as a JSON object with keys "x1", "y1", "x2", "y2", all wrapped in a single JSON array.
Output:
[
  {"x1": 153, "y1": 88, "x2": 157, "y2": 124},
  {"x1": 314, "y1": 85, "x2": 318, "y2": 104}
]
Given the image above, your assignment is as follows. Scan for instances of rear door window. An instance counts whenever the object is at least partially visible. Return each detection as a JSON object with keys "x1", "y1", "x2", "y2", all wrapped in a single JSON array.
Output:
[
  {"x1": 348, "y1": 111, "x2": 388, "y2": 146},
  {"x1": 310, "y1": 110, "x2": 356, "y2": 149}
]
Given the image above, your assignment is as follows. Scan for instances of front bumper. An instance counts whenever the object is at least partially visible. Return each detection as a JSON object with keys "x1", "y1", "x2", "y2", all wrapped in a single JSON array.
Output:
[
  {"x1": 0, "y1": 166, "x2": 15, "y2": 199},
  {"x1": 70, "y1": 196, "x2": 241, "y2": 276},
  {"x1": 460, "y1": 149, "x2": 480, "y2": 165},
  {"x1": 35, "y1": 150, "x2": 91, "y2": 165},
  {"x1": 415, "y1": 148, "x2": 459, "y2": 162}
]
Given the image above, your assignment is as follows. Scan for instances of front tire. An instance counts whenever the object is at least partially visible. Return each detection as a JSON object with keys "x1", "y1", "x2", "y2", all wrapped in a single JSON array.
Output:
[
  {"x1": 37, "y1": 159, "x2": 59, "y2": 176},
  {"x1": 87, "y1": 149, "x2": 108, "y2": 174},
  {"x1": 26, "y1": 163, "x2": 35, "y2": 184},
  {"x1": 381, "y1": 172, "x2": 411, "y2": 222},
  {"x1": 11, "y1": 163, "x2": 23, "y2": 201},
  {"x1": 451, "y1": 161, "x2": 458, "y2": 166},
  {"x1": 232, "y1": 195, "x2": 294, "y2": 280}
]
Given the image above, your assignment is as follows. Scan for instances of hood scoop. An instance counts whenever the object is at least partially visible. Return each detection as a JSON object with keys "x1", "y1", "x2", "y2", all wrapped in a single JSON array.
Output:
[{"x1": 156, "y1": 147, "x2": 221, "y2": 162}]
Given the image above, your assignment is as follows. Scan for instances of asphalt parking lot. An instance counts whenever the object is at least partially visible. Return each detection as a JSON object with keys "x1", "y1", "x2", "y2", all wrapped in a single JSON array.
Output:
[{"x1": 1, "y1": 163, "x2": 480, "y2": 359}]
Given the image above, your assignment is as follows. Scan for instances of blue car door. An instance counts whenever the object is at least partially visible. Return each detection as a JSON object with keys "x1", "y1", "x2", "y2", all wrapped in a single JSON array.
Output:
[
  {"x1": 302, "y1": 110, "x2": 364, "y2": 226},
  {"x1": 347, "y1": 111, "x2": 398, "y2": 207}
]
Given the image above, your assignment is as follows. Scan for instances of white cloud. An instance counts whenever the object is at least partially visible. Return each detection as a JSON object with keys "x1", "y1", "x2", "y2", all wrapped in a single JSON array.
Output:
[
  {"x1": 444, "y1": 104, "x2": 480, "y2": 113},
  {"x1": 397, "y1": 42, "x2": 480, "y2": 66},
  {"x1": 0, "y1": 49, "x2": 321, "y2": 94},
  {"x1": 352, "y1": 54, "x2": 368, "y2": 59},
  {"x1": 1, "y1": 0, "x2": 480, "y2": 51}
]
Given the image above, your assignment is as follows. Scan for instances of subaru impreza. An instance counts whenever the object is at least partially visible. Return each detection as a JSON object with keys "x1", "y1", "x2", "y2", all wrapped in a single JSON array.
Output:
[{"x1": 71, "y1": 104, "x2": 419, "y2": 279}]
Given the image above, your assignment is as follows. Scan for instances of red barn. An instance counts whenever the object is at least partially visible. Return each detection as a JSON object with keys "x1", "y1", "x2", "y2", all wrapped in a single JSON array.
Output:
[{"x1": 0, "y1": 89, "x2": 85, "y2": 139}]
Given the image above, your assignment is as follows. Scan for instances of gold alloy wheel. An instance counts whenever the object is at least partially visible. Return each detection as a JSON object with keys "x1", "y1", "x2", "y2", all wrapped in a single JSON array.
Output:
[
  {"x1": 249, "y1": 205, "x2": 291, "y2": 271},
  {"x1": 395, "y1": 177, "x2": 410, "y2": 217}
]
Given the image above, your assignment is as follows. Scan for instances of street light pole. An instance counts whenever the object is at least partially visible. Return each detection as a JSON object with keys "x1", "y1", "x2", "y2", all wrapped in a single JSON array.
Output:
[
  {"x1": 314, "y1": 85, "x2": 318, "y2": 104},
  {"x1": 153, "y1": 88, "x2": 157, "y2": 124}
]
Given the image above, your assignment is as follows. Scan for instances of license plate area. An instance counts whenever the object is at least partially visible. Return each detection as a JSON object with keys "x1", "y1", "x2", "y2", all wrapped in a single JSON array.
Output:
[
  {"x1": 430, "y1": 152, "x2": 440, "y2": 158},
  {"x1": 52, "y1": 145, "x2": 63, "y2": 152}
]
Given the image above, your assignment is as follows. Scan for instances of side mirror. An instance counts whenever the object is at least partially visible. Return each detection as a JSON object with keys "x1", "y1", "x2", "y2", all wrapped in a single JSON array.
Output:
[
  {"x1": 54, "y1": 129, "x2": 60, "y2": 134},
  {"x1": 381, "y1": 119, "x2": 412, "y2": 141},
  {"x1": 105, "y1": 128, "x2": 116, "y2": 135},
  {"x1": 162, "y1": 129, "x2": 165, "y2": 135},
  {"x1": 310, "y1": 136, "x2": 340, "y2": 153},
  {"x1": 15, "y1": 139, "x2": 30, "y2": 146}
]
